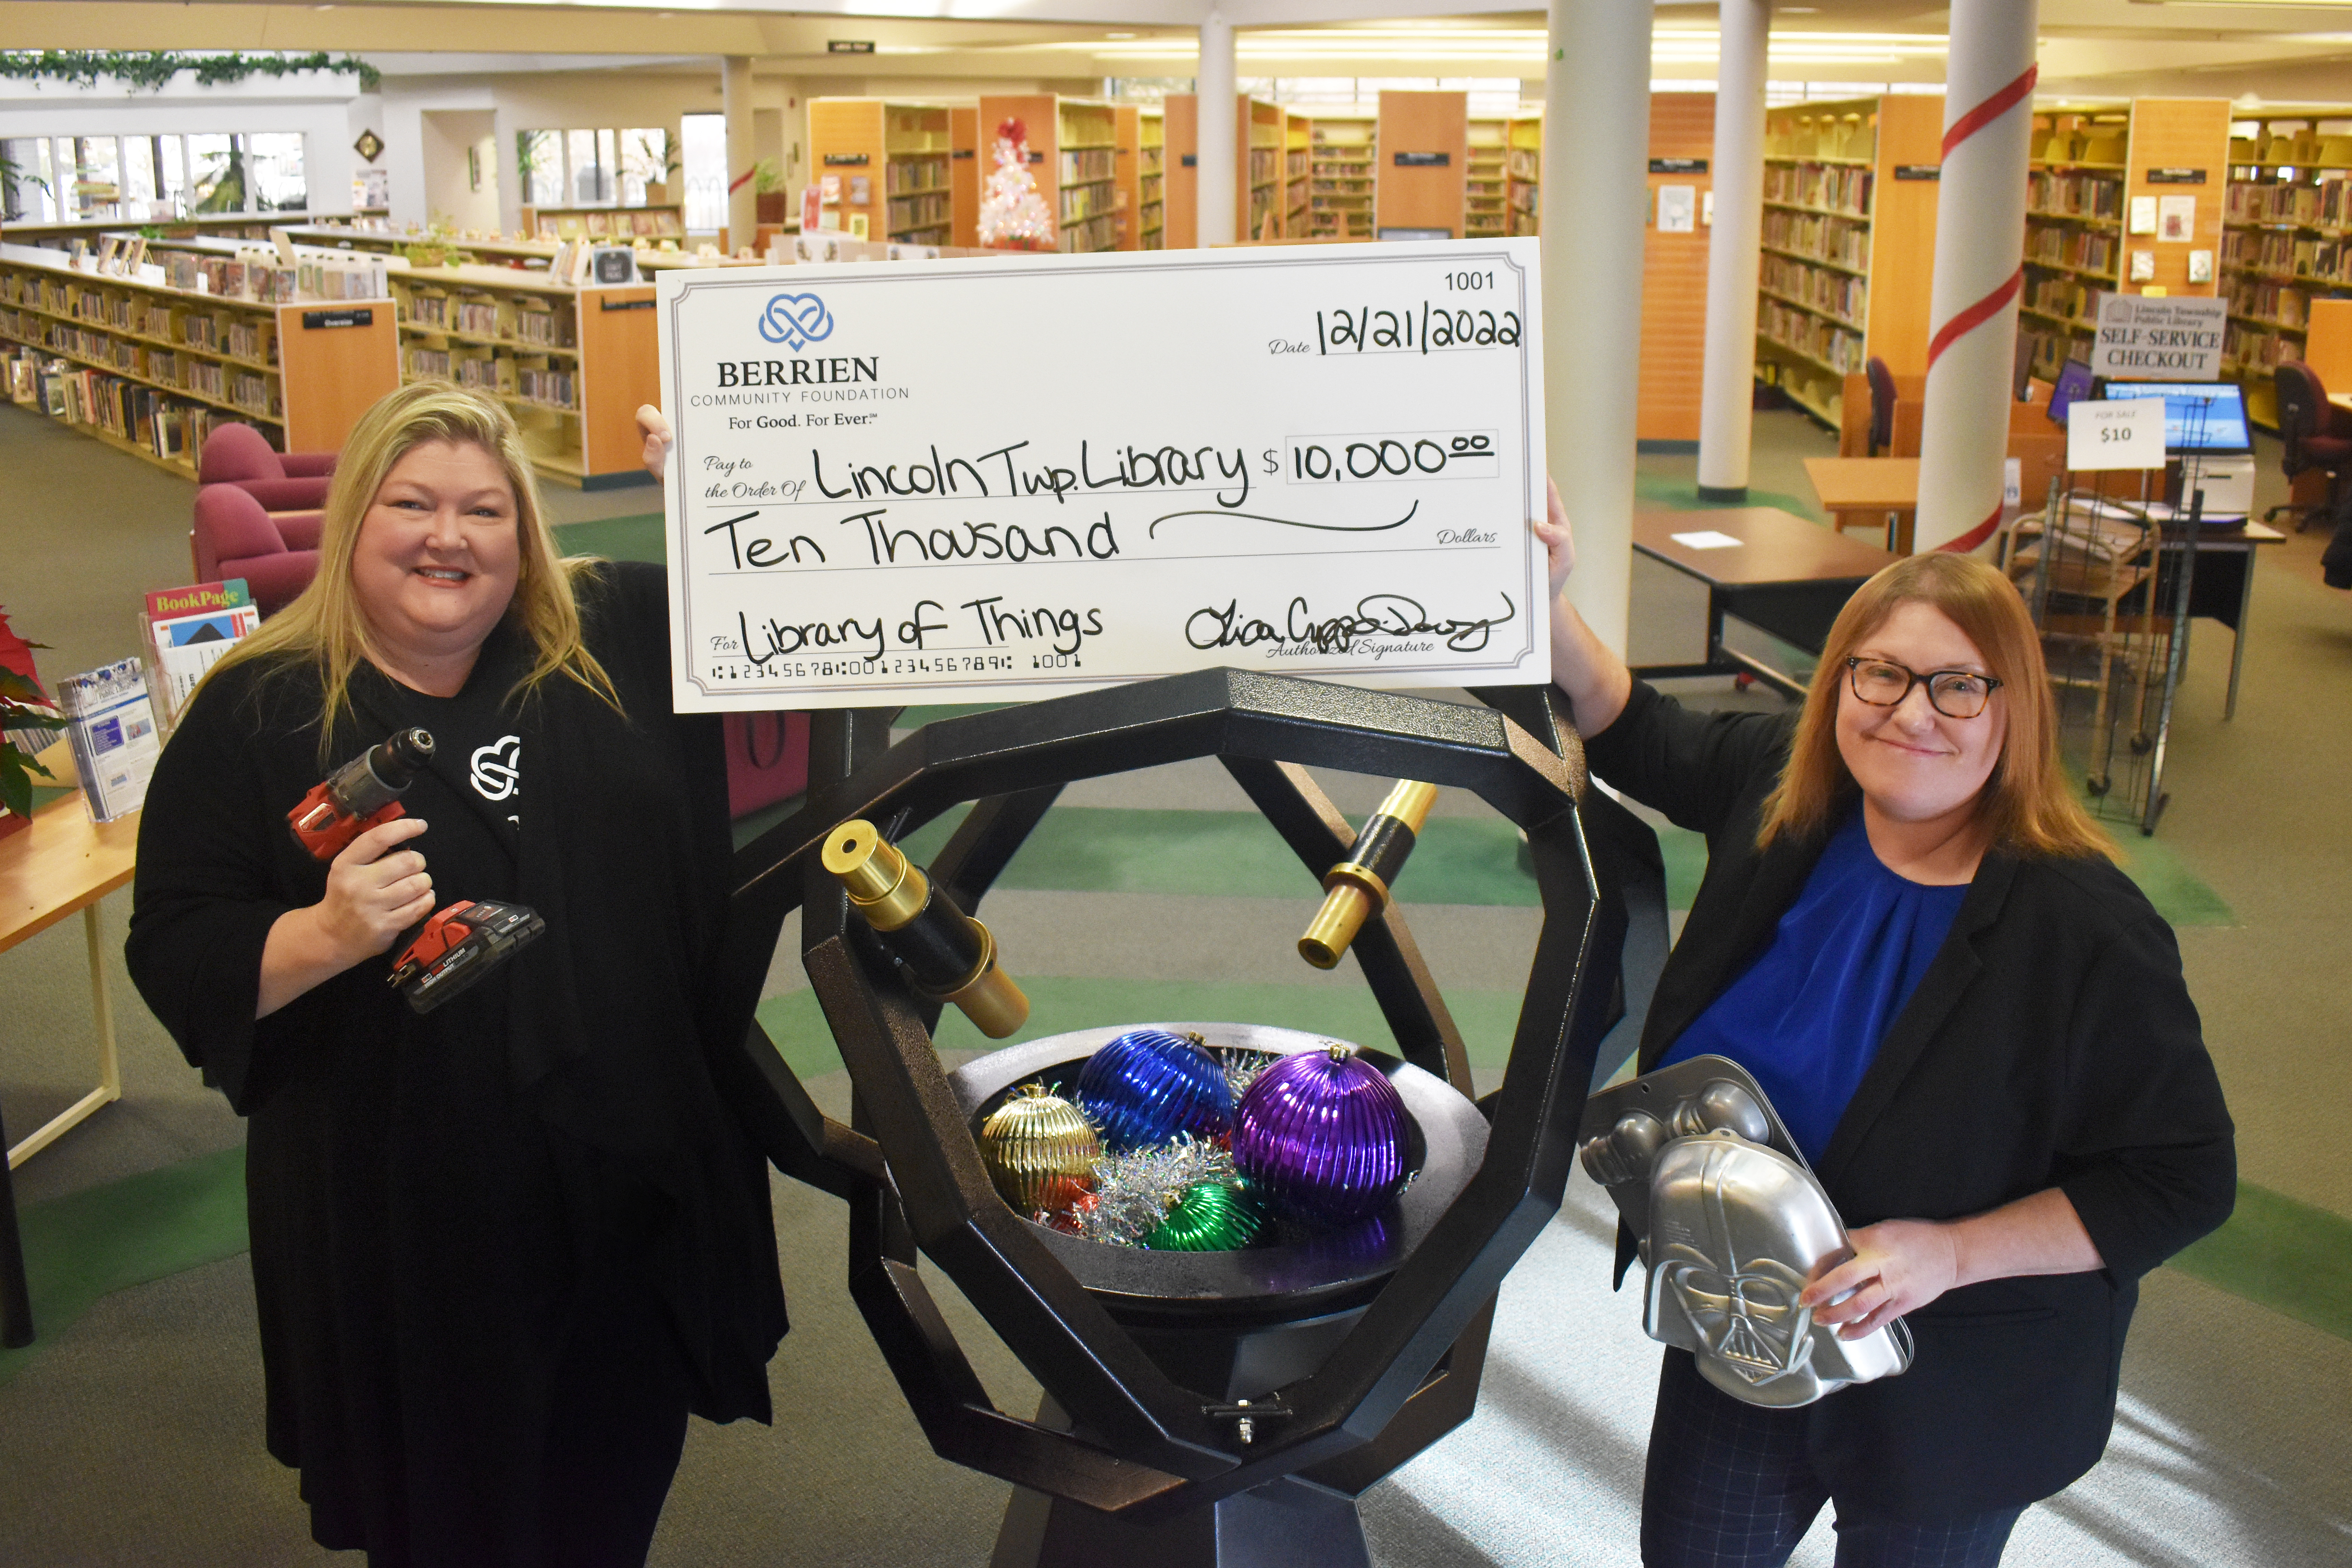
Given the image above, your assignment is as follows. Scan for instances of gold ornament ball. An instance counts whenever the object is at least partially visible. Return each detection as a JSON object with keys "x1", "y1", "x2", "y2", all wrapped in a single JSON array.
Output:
[{"x1": 980, "y1": 1084, "x2": 1101, "y2": 1216}]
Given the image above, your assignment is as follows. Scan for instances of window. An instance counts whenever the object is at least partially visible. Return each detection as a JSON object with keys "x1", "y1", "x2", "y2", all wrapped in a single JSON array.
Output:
[
  {"x1": 522, "y1": 127, "x2": 669, "y2": 209},
  {"x1": 681, "y1": 112, "x2": 726, "y2": 232},
  {"x1": 2, "y1": 131, "x2": 298, "y2": 219},
  {"x1": 619, "y1": 127, "x2": 667, "y2": 207}
]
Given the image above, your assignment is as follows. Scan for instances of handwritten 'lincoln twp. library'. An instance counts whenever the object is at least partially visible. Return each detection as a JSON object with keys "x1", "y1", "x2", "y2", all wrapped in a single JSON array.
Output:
[{"x1": 0, "y1": 7, "x2": 2346, "y2": 1568}]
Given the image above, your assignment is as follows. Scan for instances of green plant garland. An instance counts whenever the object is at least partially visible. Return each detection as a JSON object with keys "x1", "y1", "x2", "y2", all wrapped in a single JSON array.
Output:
[{"x1": 0, "y1": 50, "x2": 380, "y2": 94}]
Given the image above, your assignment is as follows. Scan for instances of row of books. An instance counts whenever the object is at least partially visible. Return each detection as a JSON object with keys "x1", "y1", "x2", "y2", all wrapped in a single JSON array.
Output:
[
  {"x1": 1758, "y1": 301, "x2": 1866, "y2": 374},
  {"x1": 1054, "y1": 212, "x2": 1119, "y2": 255},
  {"x1": 1058, "y1": 183, "x2": 1115, "y2": 224},
  {"x1": 1760, "y1": 254, "x2": 1869, "y2": 329},
  {"x1": 2022, "y1": 274, "x2": 2102, "y2": 329},
  {"x1": 28, "y1": 276, "x2": 279, "y2": 366},
  {"x1": 2224, "y1": 178, "x2": 2352, "y2": 232},
  {"x1": 884, "y1": 157, "x2": 948, "y2": 194},
  {"x1": 529, "y1": 208, "x2": 686, "y2": 241},
  {"x1": 2026, "y1": 169, "x2": 2126, "y2": 223},
  {"x1": 1764, "y1": 161, "x2": 1873, "y2": 218},
  {"x1": 2225, "y1": 277, "x2": 2311, "y2": 330},
  {"x1": 7, "y1": 315, "x2": 280, "y2": 417},
  {"x1": 514, "y1": 365, "x2": 578, "y2": 409},
  {"x1": 402, "y1": 288, "x2": 577, "y2": 348},
  {"x1": 12, "y1": 354, "x2": 256, "y2": 466},
  {"x1": 2223, "y1": 320, "x2": 2301, "y2": 373},
  {"x1": 2227, "y1": 227, "x2": 2352, "y2": 286},
  {"x1": 1761, "y1": 209, "x2": 1871, "y2": 272},
  {"x1": 1059, "y1": 147, "x2": 1115, "y2": 185},
  {"x1": 2025, "y1": 224, "x2": 2119, "y2": 278},
  {"x1": 887, "y1": 193, "x2": 952, "y2": 232}
]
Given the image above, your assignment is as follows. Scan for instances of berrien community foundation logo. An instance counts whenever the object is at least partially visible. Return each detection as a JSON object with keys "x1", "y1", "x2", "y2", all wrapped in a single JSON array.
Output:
[{"x1": 758, "y1": 292, "x2": 834, "y2": 351}]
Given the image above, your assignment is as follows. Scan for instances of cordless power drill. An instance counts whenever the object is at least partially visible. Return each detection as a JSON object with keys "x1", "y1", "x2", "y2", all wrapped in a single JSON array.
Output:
[{"x1": 288, "y1": 728, "x2": 545, "y2": 1014}]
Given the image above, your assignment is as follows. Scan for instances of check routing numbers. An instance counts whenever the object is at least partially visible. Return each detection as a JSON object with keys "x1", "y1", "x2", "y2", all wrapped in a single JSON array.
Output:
[{"x1": 653, "y1": 239, "x2": 1549, "y2": 710}]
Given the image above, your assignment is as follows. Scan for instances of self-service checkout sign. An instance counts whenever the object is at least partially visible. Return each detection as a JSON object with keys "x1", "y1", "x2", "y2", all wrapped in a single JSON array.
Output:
[{"x1": 2067, "y1": 398, "x2": 2167, "y2": 472}]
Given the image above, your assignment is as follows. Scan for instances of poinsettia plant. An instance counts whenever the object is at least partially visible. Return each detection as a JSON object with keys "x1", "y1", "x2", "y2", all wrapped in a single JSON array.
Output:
[{"x1": 0, "y1": 609, "x2": 64, "y2": 820}]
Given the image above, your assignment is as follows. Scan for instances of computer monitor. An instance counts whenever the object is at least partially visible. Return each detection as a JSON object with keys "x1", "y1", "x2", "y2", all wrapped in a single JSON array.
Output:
[
  {"x1": 2046, "y1": 358, "x2": 2095, "y2": 425},
  {"x1": 2093, "y1": 380, "x2": 2254, "y2": 454}
]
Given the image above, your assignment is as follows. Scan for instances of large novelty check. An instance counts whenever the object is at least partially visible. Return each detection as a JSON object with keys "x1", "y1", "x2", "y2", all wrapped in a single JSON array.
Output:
[{"x1": 656, "y1": 239, "x2": 1548, "y2": 711}]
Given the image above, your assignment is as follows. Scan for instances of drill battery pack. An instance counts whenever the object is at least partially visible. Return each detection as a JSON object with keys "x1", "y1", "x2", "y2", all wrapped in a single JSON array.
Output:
[{"x1": 388, "y1": 899, "x2": 546, "y2": 1014}]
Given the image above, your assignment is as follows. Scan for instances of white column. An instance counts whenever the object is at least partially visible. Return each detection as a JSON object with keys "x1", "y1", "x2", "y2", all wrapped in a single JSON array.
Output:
[
  {"x1": 1197, "y1": 13, "x2": 1237, "y2": 248},
  {"x1": 1914, "y1": 0, "x2": 2038, "y2": 552},
  {"x1": 1696, "y1": 0, "x2": 1770, "y2": 501},
  {"x1": 1542, "y1": 0, "x2": 1655, "y2": 654},
  {"x1": 723, "y1": 54, "x2": 757, "y2": 254}
]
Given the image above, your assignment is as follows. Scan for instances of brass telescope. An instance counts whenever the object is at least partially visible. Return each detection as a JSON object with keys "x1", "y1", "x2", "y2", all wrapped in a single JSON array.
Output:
[
  {"x1": 822, "y1": 820, "x2": 1030, "y2": 1038},
  {"x1": 1298, "y1": 779, "x2": 1438, "y2": 970}
]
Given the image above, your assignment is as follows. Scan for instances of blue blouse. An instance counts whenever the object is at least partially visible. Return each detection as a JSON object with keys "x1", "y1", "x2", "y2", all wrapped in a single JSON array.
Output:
[{"x1": 1660, "y1": 810, "x2": 1969, "y2": 1167}]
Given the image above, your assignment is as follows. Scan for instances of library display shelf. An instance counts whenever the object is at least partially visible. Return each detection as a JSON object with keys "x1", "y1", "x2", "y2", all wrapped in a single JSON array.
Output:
[
  {"x1": 1308, "y1": 115, "x2": 1377, "y2": 241},
  {"x1": 285, "y1": 222, "x2": 762, "y2": 275},
  {"x1": 1285, "y1": 112, "x2": 1313, "y2": 238},
  {"x1": 390, "y1": 263, "x2": 656, "y2": 488},
  {"x1": 810, "y1": 100, "x2": 966, "y2": 247},
  {"x1": 1113, "y1": 105, "x2": 1165, "y2": 251},
  {"x1": 2016, "y1": 100, "x2": 2230, "y2": 387},
  {"x1": 1247, "y1": 99, "x2": 1284, "y2": 240},
  {"x1": 521, "y1": 205, "x2": 686, "y2": 243},
  {"x1": 1160, "y1": 94, "x2": 1288, "y2": 248},
  {"x1": 1466, "y1": 118, "x2": 1508, "y2": 238},
  {"x1": 2221, "y1": 109, "x2": 2352, "y2": 423},
  {"x1": 1506, "y1": 114, "x2": 1540, "y2": 237},
  {"x1": 0, "y1": 241, "x2": 398, "y2": 477},
  {"x1": 1752, "y1": 94, "x2": 1942, "y2": 431}
]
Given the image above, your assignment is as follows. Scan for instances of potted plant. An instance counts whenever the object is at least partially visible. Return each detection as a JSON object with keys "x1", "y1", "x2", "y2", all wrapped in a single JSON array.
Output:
[
  {"x1": 0, "y1": 609, "x2": 63, "y2": 840},
  {"x1": 638, "y1": 130, "x2": 680, "y2": 206},
  {"x1": 753, "y1": 160, "x2": 787, "y2": 225}
]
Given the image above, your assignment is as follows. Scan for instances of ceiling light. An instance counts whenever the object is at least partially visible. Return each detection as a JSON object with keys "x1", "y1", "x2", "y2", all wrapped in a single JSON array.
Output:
[{"x1": 1106, "y1": 31, "x2": 1135, "y2": 38}]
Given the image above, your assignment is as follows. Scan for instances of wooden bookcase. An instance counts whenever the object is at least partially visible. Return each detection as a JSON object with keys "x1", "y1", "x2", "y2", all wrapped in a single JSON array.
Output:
[
  {"x1": 390, "y1": 263, "x2": 655, "y2": 488},
  {"x1": 2222, "y1": 108, "x2": 2352, "y2": 425},
  {"x1": 521, "y1": 205, "x2": 685, "y2": 243},
  {"x1": 1162, "y1": 95, "x2": 1286, "y2": 247},
  {"x1": 1506, "y1": 114, "x2": 1541, "y2": 237},
  {"x1": 950, "y1": 108, "x2": 981, "y2": 250},
  {"x1": 1375, "y1": 91, "x2": 1471, "y2": 239},
  {"x1": 0, "y1": 241, "x2": 399, "y2": 477},
  {"x1": 809, "y1": 100, "x2": 958, "y2": 246},
  {"x1": 1641, "y1": 95, "x2": 1718, "y2": 444},
  {"x1": 976, "y1": 95, "x2": 1120, "y2": 253},
  {"x1": 1753, "y1": 93, "x2": 1943, "y2": 430},
  {"x1": 1283, "y1": 112, "x2": 1313, "y2": 239},
  {"x1": 1308, "y1": 115, "x2": 1377, "y2": 240},
  {"x1": 1466, "y1": 117, "x2": 1510, "y2": 238},
  {"x1": 2020, "y1": 99, "x2": 2230, "y2": 385},
  {"x1": 1114, "y1": 105, "x2": 1166, "y2": 251}
]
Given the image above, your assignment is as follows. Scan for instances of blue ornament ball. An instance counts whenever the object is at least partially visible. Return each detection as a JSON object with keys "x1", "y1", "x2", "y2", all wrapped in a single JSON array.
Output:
[{"x1": 1075, "y1": 1028, "x2": 1234, "y2": 1149}]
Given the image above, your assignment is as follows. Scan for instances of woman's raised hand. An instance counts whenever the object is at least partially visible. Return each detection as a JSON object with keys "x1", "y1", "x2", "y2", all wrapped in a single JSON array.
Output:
[
  {"x1": 317, "y1": 817, "x2": 437, "y2": 963},
  {"x1": 1531, "y1": 477, "x2": 1575, "y2": 603},
  {"x1": 636, "y1": 405, "x2": 673, "y2": 480}
]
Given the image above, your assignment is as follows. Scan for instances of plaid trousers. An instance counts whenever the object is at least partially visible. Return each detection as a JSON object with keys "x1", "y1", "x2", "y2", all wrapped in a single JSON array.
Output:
[{"x1": 1640, "y1": 1349, "x2": 2025, "y2": 1568}]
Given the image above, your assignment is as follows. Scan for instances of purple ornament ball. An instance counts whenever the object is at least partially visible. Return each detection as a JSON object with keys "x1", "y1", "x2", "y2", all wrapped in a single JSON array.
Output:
[
  {"x1": 1075, "y1": 1028, "x2": 1235, "y2": 1149},
  {"x1": 1233, "y1": 1045, "x2": 1409, "y2": 1225}
]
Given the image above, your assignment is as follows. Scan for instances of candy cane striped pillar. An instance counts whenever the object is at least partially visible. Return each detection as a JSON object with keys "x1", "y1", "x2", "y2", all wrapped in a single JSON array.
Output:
[
  {"x1": 1913, "y1": 0, "x2": 2039, "y2": 553},
  {"x1": 1542, "y1": 0, "x2": 1655, "y2": 654}
]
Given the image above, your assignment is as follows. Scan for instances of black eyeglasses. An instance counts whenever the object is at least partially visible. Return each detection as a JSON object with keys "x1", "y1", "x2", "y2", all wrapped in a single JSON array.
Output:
[{"x1": 1844, "y1": 658, "x2": 2003, "y2": 719}]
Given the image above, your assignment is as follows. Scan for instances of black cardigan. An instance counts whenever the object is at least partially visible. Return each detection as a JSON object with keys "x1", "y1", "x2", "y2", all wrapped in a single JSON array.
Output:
[
  {"x1": 126, "y1": 563, "x2": 788, "y2": 1561},
  {"x1": 1582, "y1": 680, "x2": 2235, "y2": 1520}
]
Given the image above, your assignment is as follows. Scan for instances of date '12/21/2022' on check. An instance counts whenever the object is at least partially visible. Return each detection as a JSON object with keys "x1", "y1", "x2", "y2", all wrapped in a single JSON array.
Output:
[{"x1": 654, "y1": 239, "x2": 1550, "y2": 711}]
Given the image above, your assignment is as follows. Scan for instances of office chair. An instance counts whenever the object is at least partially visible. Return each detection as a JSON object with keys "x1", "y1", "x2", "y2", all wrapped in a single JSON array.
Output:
[
  {"x1": 1867, "y1": 356, "x2": 1898, "y2": 457},
  {"x1": 2268, "y1": 361, "x2": 2352, "y2": 532}
]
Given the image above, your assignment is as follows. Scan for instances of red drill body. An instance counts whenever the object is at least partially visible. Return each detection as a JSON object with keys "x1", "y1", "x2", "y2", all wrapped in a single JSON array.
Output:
[{"x1": 288, "y1": 728, "x2": 435, "y2": 861}]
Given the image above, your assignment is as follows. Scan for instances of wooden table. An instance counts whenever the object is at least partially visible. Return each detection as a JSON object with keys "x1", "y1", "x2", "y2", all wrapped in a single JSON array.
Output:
[
  {"x1": 1631, "y1": 508, "x2": 1902, "y2": 697},
  {"x1": 0, "y1": 746, "x2": 139, "y2": 1346},
  {"x1": 1804, "y1": 456, "x2": 1921, "y2": 553}
]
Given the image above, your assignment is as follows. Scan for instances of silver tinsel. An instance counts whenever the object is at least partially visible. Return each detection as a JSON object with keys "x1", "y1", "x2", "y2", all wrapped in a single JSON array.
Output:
[
  {"x1": 1064, "y1": 1136, "x2": 1239, "y2": 1248},
  {"x1": 1218, "y1": 1047, "x2": 1276, "y2": 1105}
]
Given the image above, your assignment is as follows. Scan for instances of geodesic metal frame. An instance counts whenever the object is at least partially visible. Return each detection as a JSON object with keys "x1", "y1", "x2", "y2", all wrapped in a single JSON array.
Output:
[{"x1": 703, "y1": 668, "x2": 1659, "y2": 1521}]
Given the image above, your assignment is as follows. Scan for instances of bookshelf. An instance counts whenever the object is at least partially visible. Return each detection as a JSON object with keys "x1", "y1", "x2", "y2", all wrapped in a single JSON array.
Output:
[
  {"x1": 1284, "y1": 112, "x2": 1313, "y2": 238},
  {"x1": 1752, "y1": 93, "x2": 1943, "y2": 430},
  {"x1": 520, "y1": 205, "x2": 685, "y2": 243},
  {"x1": 1466, "y1": 117, "x2": 1510, "y2": 238},
  {"x1": 0, "y1": 212, "x2": 364, "y2": 250},
  {"x1": 0, "y1": 240, "x2": 399, "y2": 478},
  {"x1": 1308, "y1": 114, "x2": 1377, "y2": 240},
  {"x1": 2019, "y1": 99, "x2": 2230, "y2": 385},
  {"x1": 1506, "y1": 114, "x2": 1541, "y2": 237},
  {"x1": 1114, "y1": 105, "x2": 1166, "y2": 251},
  {"x1": 2221, "y1": 109, "x2": 2352, "y2": 426},
  {"x1": 951, "y1": 108, "x2": 981, "y2": 250},
  {"x1": 976, "y1": 95, "x2": 1121, "y2": 254},
  {"x1": 1162, "y1": 95, "x2": 1286, "y2": 247},
  {"x1": 809, "y1": 100, "x2": 959, "y2": 246},
  {"x1": 390, "y1": 263, "x2": 656, "y2": 488},
  {"x1": 1375, "y1": 91, "x2": 1470, "y2": 239}
]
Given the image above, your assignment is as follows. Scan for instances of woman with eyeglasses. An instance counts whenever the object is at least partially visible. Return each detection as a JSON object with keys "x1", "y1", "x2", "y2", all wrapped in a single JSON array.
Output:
[{"x1": 1533, "y1": 486, "x2": 2234, "y2": 1568}]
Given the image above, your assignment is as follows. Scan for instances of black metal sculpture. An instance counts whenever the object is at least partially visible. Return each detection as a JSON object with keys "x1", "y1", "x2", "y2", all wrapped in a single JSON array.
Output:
[{"x1": 706, "y1": 668, "x2": 1664, "y2": 1566}]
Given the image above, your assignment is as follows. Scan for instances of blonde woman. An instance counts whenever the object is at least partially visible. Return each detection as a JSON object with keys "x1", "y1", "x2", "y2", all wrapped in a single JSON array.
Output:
[
  {"x1": 128, "y1": 385, "x2": 786, "y2": 1568},
  {"x1": 1535, "y1": 487, "x2": 2233, "y2": 1567}
]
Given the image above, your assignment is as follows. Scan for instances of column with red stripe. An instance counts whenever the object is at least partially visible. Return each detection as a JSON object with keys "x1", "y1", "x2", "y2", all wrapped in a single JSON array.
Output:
[{"x1": 1914, "y1": 0, "x2": 2039, "y2": 554}]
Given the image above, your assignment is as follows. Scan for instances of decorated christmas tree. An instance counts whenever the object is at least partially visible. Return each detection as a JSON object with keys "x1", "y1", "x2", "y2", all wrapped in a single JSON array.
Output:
[{"x1": 977, "y1": 117, "x2": 1055, "y2": 251}]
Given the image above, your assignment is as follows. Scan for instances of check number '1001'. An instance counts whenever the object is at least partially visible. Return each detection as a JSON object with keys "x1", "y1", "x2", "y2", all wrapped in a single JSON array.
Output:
[{"x1": 1286, "y1": 430, "x2": 1502, "y2": 484}]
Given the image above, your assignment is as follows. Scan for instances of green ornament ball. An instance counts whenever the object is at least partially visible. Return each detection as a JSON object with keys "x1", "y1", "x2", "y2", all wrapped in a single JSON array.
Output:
[{"x1": 1143, "y1": 1181, "x2": 1262, "y2": 1252}]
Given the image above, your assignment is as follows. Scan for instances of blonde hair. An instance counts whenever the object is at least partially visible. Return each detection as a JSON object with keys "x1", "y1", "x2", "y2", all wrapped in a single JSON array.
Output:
[
  {"x1": 212, "y1": 382, "x2": 618, "y2": 753},
  {"x1": 1757, "y1": 552, "x2": 2114, "y2": 861}
]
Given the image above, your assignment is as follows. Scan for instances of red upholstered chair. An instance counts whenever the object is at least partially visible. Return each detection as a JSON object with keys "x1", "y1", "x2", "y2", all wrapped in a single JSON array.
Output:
[
  {"x1": 197, "y1": 421, "x2": 339, "y2": 513},
  {"x1": 191, "y1": 484, "x2": 321, "y2": 616},
  {"x1": 2271, "y1": 361, "x2": 2352, "y2": 532}
]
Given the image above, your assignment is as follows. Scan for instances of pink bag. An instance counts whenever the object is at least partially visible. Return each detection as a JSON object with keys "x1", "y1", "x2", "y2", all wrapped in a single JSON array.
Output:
[{"x1": 723, "y1": 711, "x2": 809, "y2": 818}]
